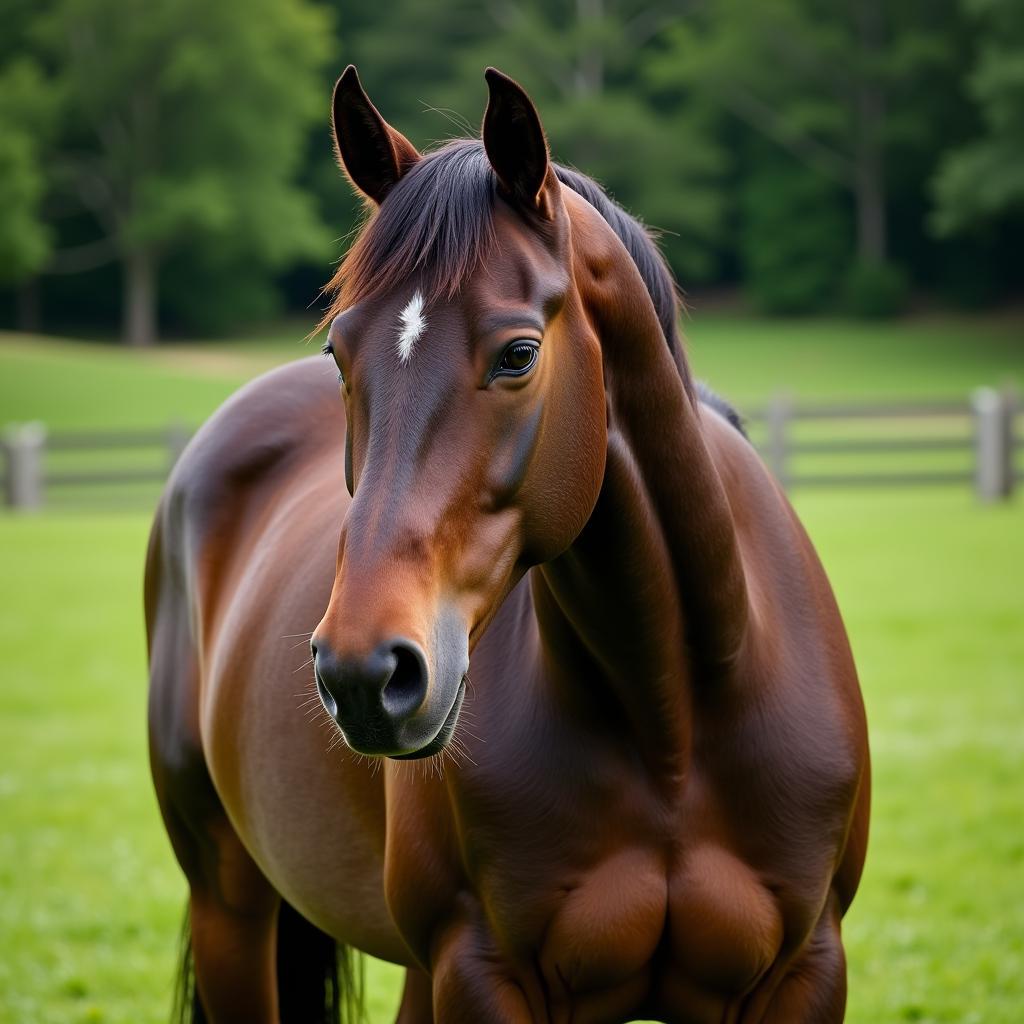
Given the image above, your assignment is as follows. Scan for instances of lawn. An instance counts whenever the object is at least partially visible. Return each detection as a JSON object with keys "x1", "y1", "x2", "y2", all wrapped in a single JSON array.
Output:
[
  {"x1": 2, "y1": 310, "x2": 1021, "y2": 431},
  {"x1": 0, "y1": 317, "x2": 1022, "y2": 1022}
]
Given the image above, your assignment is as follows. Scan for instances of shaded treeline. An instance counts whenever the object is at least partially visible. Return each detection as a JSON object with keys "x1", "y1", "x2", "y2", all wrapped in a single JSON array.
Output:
[{"x1": 0, "y1": 0, "x2": 1021, "y2": 343}]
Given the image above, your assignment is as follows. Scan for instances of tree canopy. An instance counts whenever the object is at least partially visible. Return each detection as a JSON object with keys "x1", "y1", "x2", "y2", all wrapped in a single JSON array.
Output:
[
  {"x1": 2, "y1": 0, "x2": 333, "y2": 343},
  {"x1": 0, "y1": 0, "x2": 1020, "y2": 339}
]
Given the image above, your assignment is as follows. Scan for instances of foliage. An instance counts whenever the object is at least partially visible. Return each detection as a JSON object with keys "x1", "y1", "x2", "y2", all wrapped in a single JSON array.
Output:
[
  {"x1": 0, "y1": 0, "x2": 336, "y2": 341},
  {"x1": 1, "y1": 0, "x2": 1023, "y2": 331},
  {"x1": 661, "y1": 0, "x2": 970, "y2": 280},
  {"x1": 933, "y1": 0, "x2": 1024, "y2": 233},
  {"x1": 346, "y1": 0, "x2": 728, "y2": 280},
  {"x1": 739, "y1": 148, "x2": 849, "y2": 314},
  {"x1": 841, "y1": 259, "x2": 908, "y2": 319},
  {"x1": 0, "y1": 59, "x2": 55, "y2": 283}
]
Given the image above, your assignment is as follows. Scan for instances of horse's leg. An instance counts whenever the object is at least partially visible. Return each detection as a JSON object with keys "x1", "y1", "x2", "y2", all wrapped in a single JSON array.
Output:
[
  {"x1": 395, "y1": 967, "x2": 434, "y2": 1024},
  {"x1": 431, "y1": 923, "x2": 533, "y2": 1023},
  {"x1": 149, "y1": 580, "x2": 280, "y2": 1022},
  {"x1": 157, "y1": 758, "x2": 281, "y2": 1023},
  {"x1": 187, "y1": 820, "x2": 281, "y2": 1023},
  {"x1": 755, "y1": 894, "x2": 847, "y2": 1024}
]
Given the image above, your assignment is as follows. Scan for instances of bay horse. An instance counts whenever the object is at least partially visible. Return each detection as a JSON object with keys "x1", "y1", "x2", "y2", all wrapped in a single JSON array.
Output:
[{"x1": 146, "y1": 66, "x2": 869, "y2": 1023}]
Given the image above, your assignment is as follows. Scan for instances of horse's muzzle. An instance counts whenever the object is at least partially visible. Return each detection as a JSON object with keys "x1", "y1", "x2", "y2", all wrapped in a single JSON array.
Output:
[{"x1": 311, "y1": 608, "x2": 468, "y2": 758}]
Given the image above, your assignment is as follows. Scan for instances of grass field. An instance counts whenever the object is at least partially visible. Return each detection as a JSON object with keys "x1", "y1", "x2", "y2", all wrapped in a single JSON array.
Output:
[
  {"x1": 1, "y1": 310, "x2": 1021, "y2": 429},
  {"x1": 1, "y1": 316, "x2": 1022, "y2": 1022}
]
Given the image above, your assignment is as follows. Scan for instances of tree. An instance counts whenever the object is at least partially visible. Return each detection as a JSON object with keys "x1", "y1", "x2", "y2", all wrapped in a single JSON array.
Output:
[
  {"x1": 0, "y1": 58, "x2": 54, "y2": 286},
  {"x1": 29, "y1": 0, "x2": 335, "y2": 345},
  {"x1": 663, "y1": 0, "x2": 967, "y2": 273},
  {"x1": 933, "y1": 0, "x2": 1024, "y2": 234},
  {"x1": 347, "y1": 0, "x2": 728, "y2": 283},
  {"x1": 738, "y1": 143, "x2": 849, "y2": 314}
]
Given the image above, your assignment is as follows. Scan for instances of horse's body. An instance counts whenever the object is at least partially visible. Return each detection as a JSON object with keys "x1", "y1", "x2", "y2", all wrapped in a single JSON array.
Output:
[{"x1": 147, "y1": 68, "x2": 869, "y2": 1023}]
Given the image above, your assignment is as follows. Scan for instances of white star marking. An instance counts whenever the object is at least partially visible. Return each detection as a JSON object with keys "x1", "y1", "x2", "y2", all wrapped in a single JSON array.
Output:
[{"x1": 396, "y1": 291, "x2": 426, "y2": 364}]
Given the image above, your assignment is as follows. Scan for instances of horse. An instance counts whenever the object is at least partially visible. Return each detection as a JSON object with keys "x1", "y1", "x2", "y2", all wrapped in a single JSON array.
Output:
[{"x1": 146, "y1": 66, "x2": 869, "y2": 1023}]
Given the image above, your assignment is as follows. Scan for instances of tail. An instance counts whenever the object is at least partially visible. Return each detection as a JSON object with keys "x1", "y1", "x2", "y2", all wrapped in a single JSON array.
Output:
[
  {"x1": 276, "y1": 899, "x2": 364, "y2": 1023},
  {"x1": 172, "y1": 901, "x2": 365, "y2": 1024}
]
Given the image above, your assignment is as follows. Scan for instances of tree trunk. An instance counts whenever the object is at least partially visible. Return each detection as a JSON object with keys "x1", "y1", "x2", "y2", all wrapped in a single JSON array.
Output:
[
  {"x1": 854, "y1": 143, "x2": 886, "y2": 263},
  {"x1": 16, "y1": 279, "x2": 41, "y2": 334},
  {"x1": 853, "y1": 0, "x2": 887, "y2": 264},
  {"x1": 122, "y1": 245, "x2": 158, "y2": 347}
]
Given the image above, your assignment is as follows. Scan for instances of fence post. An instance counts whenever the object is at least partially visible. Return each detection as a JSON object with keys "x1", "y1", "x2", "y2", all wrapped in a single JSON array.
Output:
[
  {"x1": 767, "y1": 394, "x2": 792, "y2": 490},
  {"x1": 1004, "y1": 384, "x2": 1019, "y2": 499},
  {"x1": 166, "y1": 419, "x2": 189, "y2": 474},
  {"x1": 972, "y1": 387, "x2": 1013, "y2": 502},
  {"x1": 3, "y1": 422, "x2": 47, "y2": 510}
]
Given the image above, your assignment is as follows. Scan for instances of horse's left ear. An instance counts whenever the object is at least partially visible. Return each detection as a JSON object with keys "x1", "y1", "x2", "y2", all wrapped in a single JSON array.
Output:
[
  {"x1": 482, "y1": 68, "x2": 555, "y2": 218},
  {"x1": 332, "y1": 65, "x2": 420, "y2": 204}
]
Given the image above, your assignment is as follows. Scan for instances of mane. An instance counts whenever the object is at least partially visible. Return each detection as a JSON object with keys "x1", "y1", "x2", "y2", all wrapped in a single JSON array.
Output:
[{"x1": 321, "y1": 138, "x2": 692, "y2": 390}]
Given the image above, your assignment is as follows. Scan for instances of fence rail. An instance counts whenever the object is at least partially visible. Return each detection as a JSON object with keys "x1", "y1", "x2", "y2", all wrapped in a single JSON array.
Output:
[
  {"x1": 2, "y1": 389, "x2": 1019, "y2": 510},
  {"x1": 743, "y1": 388, "x2": 1018, "y2": 500}
]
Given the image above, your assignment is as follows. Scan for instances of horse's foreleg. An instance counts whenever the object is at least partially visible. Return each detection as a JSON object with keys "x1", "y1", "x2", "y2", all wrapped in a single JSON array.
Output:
[
  {"x1": 395, "y1": 967, "x2": 434, "y2": 1024},
  {"x1": 752, "y1": 893, "x2": 847, "y2": 1024},
  {"x1": 149, "y1": 646, "x2": 280, "y2": 1020},
  {"x1": 431, "y1": 922, "x2": 534, "y2": 1023},
  {"x1": 186, "y1": 819, "x2": 281, "y2": 1024}
]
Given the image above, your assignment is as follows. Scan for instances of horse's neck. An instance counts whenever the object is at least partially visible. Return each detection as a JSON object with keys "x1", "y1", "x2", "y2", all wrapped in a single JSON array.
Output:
[{"x1": 535, "y1": 282, "x2": 749, "y2": 769}]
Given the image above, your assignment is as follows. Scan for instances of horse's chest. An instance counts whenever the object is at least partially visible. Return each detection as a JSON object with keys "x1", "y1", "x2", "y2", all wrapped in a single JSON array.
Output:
[
  {"x1": 665, "y1": 843, "x2": 784, "y2": 995},
  {"x1": 532, "y1": 843, "x2": 782, "y2": 1004},
  {"x1": 538, "y1": 848, "x2": 667, "y2": 993}
]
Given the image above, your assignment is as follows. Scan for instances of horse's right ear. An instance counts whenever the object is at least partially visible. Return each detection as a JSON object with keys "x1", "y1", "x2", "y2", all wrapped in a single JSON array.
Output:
[
  {"x1": 482, "y1": 68, "x2": 555, "y2": 218},
  {"x1": 331, "y1": 66, "x2": 420, "y2": 204}
]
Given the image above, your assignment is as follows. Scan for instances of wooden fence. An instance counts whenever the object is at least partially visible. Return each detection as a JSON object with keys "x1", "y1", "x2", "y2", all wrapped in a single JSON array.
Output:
[{"x1": 2, "y1": 388, "x2": 1019, "y2": 510}]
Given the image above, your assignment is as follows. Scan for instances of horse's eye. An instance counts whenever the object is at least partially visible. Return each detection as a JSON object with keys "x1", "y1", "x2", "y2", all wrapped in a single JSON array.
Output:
[
  {"x1": 323, "y1": 341, "x2": 347, "y2": 389},
  {"x1": 496, "y1": 341, "x2": 539, "y2": 377}
]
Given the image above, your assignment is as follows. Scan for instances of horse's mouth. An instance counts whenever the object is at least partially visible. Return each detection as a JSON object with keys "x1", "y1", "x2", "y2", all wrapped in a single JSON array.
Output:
[{"x1": 390, "y1": 676, "x2": 467, "y2": 761}]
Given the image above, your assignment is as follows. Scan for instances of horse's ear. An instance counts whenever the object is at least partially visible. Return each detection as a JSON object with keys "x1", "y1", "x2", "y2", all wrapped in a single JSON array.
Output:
[
  {"x1": 482, "y1": 68, "x2": 554, "y2": 218},
  {"x1": 331, "y1": 65, "x2": 420, "y2": 204}
]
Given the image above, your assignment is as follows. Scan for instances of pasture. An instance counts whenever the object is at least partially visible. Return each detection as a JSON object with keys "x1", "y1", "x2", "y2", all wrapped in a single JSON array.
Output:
[{"x1": 1, "y1": 315, "x2": 1022, "y2": 1023}]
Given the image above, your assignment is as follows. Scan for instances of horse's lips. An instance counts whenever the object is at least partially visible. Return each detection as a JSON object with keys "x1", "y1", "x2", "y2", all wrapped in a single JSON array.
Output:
[{"x1": 390, "y1": 676, "x2": 467, "y2": 761}]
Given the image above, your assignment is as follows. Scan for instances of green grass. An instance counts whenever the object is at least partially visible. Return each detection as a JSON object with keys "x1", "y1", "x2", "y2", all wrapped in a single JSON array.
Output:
[
  {"x1": 0, "y1": 316, "x2": 1022, "y2": 1021},
  {"x1": 2, "y1": 311, "x2": 1021, "y2": 432},
  {"x1": 0, "y1": 326, "x2": 315, "y2": 430},
  {"x1": 802, "y1": 492, "x2": 1024, "y2": 1023},
  {"x1": 684, "y1": 312, "x2": 1023, "y2": 404}
]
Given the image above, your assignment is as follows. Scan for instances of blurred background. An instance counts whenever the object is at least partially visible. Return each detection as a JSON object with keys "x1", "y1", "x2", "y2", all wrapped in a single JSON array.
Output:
[
  {"x1": 1, "y1": 0, "x2": 1022, "y2": 337},
  {"x1": 0, "y1": 1, "x2": 1021, "y2": 1022}
]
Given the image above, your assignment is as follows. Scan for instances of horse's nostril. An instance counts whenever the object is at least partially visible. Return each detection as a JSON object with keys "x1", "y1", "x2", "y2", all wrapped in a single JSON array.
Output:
[
  {"x1": 381, "y1": 641, "x2": 428, "y2": 717},
  {"x1": 315, "y1": 671, "x2": 337, "y2": 718}
]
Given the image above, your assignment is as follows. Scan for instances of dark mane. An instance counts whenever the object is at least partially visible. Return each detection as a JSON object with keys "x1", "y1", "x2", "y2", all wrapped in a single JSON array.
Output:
[
  {"x1": 326, "y1": 140, "x2": 496, "y2": 313},
  {"x1": 321, "y1": 139, "x2": 694, "y2": 390},
  {"x1": 550, "y1": 165, "x2": 684, "y2": 360}
]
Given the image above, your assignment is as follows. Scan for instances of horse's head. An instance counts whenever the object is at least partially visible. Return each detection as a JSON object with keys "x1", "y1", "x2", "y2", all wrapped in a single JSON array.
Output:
[{"x1": 311, "y1": 67, "x2": 613, "y2": 758}]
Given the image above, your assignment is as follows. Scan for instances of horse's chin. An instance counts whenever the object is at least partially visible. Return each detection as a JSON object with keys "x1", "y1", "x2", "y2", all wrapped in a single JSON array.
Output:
[{"x1": 389, "y1": 676, "x2": 467, "y2": 761}]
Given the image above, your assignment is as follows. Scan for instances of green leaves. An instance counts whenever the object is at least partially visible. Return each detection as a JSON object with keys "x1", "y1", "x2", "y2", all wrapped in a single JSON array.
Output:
[
  {"x1": 1, "y1": 0, "x2": 336, "y2": 338},
  {"x1": 1, "y1": 0, "x2": 1021, "y2": 329},
  {"x1": 0, "y1": 58, "x2": 55, "y2": 282},
  {"x1": 933, "y1": 0, "x2": 1024, "y2": 233}
]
